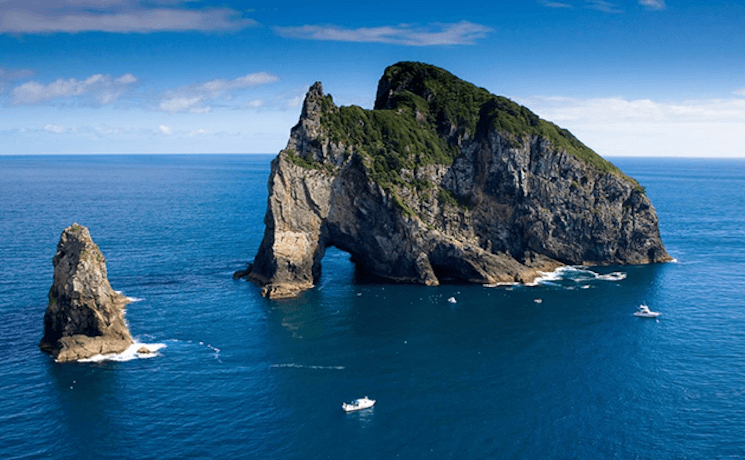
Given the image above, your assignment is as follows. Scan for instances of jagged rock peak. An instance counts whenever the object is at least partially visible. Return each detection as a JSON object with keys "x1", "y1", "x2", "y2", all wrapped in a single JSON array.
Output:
[
  {"x1": 39, "y1": 223, "x2": 133, "y2": 362},
  {"x1": 239, "y1": 62, "x2": 671, "y2": 299},
  {"x1": 301, "y1": 81, "x2": 324, "y2": 118}
]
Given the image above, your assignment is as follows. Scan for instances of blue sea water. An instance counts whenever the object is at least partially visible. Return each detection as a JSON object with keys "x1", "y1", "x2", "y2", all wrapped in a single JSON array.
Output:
[{"x1": 1, "y1": 154, "x2": 745, "y2": 459}]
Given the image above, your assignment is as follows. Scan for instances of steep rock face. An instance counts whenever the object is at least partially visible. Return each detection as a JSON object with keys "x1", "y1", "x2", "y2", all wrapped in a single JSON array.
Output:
[
  {"x1": 242, "y1": 62, "x2": 670, "y2": 299},
  {"x1": 39, "y1": 223, "x2": 133, "y2": 362}
]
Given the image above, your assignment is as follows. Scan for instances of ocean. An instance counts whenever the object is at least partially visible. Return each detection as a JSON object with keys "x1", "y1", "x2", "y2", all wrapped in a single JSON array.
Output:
[{"x1": 1, "y1": 155, "x2": 744, "y2": 459}]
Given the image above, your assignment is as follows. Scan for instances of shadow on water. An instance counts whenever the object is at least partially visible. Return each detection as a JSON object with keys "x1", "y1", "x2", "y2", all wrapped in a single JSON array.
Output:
[{"x1": 46, "y1": 361, "x2": 129, "y2": 459}]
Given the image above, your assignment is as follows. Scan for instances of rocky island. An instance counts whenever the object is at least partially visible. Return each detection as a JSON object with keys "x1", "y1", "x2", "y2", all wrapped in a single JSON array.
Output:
[
  {"x1": 239, "y1": 62, "x2": 670, "y2": 299},
  {"x1": 39, "y1": 223, "x2": 133, "y2": 362}
]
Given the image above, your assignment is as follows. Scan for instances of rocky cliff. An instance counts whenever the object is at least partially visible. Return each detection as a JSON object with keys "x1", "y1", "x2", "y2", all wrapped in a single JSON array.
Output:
[
  {"x1": 240, "y1": 62, "x2": 670, "y2": 299},
  {"x1": 39, "y1": 223, "x2": 133, "y2": 362}
]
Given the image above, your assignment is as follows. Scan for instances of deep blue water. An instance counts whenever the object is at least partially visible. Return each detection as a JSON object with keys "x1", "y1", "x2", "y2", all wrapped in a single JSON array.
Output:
[{"x1": 1, "y1": 155, "x2": 745, "y2": 459}]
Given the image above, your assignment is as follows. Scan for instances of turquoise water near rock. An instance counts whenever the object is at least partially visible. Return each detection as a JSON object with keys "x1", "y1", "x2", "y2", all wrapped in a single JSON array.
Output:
[{"x1": 2, "y1": 155, "x2": 745, "y2": 459}]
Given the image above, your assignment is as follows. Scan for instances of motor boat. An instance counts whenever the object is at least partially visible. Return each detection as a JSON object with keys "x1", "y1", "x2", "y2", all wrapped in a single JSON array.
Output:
[
  {"x1": 342, "y1": 396, "x2": 375, "y2": 412},
  {"x1": 634, "y1": 304, "x2": 661, "y2": 318},
  {"x1": 447, "y1": 297, "x2": 457, "y2": 304}
]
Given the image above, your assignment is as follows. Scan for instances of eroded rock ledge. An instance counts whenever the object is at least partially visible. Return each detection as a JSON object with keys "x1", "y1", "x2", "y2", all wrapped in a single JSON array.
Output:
[
  {"x1": 238, "y1": 62, "x2": 670, "y2": 299},
  {"x1": 39, "y1": 223, "x2": 133, "y2": 362}
]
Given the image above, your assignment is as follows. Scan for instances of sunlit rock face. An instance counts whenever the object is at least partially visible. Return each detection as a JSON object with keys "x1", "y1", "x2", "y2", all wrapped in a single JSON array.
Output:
[{"x1": 40, "y1": 223, "x2": 133, "y2": 362}]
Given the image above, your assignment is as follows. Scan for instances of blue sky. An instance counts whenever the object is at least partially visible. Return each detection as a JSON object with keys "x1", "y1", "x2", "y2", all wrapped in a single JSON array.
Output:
[{"x1": 1, "y1": 0, "x2": 744, "y2": 156}]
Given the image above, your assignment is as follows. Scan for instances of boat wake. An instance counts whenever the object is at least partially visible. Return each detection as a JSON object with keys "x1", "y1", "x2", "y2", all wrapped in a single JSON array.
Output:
[{"x1": 77, "y1": 342, "x2": 166, "y2": 363}]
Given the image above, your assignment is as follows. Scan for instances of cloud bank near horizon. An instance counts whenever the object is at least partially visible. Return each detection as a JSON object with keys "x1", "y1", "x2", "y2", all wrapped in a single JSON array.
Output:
[{"x1": 516, "y1": 93, "x2": 745, "y2": 156}]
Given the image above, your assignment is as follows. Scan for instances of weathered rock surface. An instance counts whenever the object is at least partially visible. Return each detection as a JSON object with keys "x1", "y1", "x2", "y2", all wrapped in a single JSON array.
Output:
[
  {"x1": 240, "y1": 62, "x2": 671, "y2": 299},
  {"x1": 39, "y1": 223, "x2": 133, "y2": 362}
]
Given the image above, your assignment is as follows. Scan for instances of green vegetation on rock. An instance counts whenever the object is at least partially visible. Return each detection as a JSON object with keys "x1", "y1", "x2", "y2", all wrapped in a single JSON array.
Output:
[
  {"x1": 286, "y1": 151, "x2": 317, "y2": 170},
  {"x1": 377, "y1": 62, "x2": 632, "y2": 182},
  {"x1": 320, "y1": 96, "x2": 457, "y2": 193},
  {"x1": 306, "y1": 61, "x2": 637, "y2": 209},
  {"x1": 286, "y1": 151, "x2": 335, "y2": 175}
]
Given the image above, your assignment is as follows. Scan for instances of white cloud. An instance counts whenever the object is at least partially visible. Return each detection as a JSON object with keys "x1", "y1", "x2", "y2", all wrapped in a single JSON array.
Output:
[
  {"x1": 519, "y1": 95, "x2": 745, "y2": 124},
  {"x1": 11, "y1": 73, "x2": 138, "y2": 105},
  {"x1": 158, "y1": 72, "x2": 279, "y2": 113},
  {"x1": 189, "y1": 128, "x2": 209, "y2": 137},
  {"x1": 733, "y1": 88, "x2": 745, "y2": 97},
  {"x1": 159, "y1": 124, "x2": 172, "y2": 135},
  {"x1": 283, "y1": 95, "x2": 304, "y2": 109},
  {"x1": 200, "y1": 72, "x2": 279, "y2": 94},
  {"x1": 274, "y1": 21, "x2": 492, "y2": 46},
  {"x1": 43, "y1": 123, "x2": 65, "y2": 134},
  {"x1": 639, "y1": 0, "x2": 665, "y2": 10},
  {"x1": 243, "y1": 99, "x2": 265, "y2": 108},
  {"x1": 159, "y1": 95, "x2": 207, "y2": 114},
  {"x1": 0, "y1": 7, "x2": 255, "y2": 34},
  {"x1": 540, "y1": 1, "x2": 574, "y2": 8},
  {"x1": 514, "y1": 94, "x2": 745, "y2": 157},
  {"x1": 585, "y1": 0, "x2": 624, "y2": 13}
]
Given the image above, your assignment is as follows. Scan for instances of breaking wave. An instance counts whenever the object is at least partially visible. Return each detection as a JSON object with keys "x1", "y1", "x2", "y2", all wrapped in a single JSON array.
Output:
[
  {"x1": 485, "y1": 266, "x2": 628, "y2": 289},
  {"x1": 114, "y1": 290, "x2": 144, "y2": 302},
  {"x1": 77, "y1": 342, "x2": 166, "y2": 363}
]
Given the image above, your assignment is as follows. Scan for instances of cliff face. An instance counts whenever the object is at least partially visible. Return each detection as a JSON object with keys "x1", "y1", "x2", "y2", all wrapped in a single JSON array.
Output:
[
  {"x1": 39, "y1": 223, "x2": 133, "y2": 362},
  {"x1": 242, "y1": 62, "x2": 670, "y2": 299}
]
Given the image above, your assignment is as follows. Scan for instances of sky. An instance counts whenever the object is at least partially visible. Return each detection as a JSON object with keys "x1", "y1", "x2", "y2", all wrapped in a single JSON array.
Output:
[{"x1": 1, "y1": 0, "x2": 744, "y2": 157}]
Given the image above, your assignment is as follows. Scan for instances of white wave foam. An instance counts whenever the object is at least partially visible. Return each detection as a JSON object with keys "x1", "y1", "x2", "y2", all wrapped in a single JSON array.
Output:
[
  {"x1": 526, "y1": 266, "x2": 628, "y2": 287},
  {"x1": 528, "y1": 266, "x2": 577, "y2": 286},
  {"x1": 77, "y1": 342, "x2": 166, "y2": 363},
  {"x1": 596, "y1": 272, "x2": 627, "y2": 281},
  {"x1": 114, "y1": 290, "x2": 144, "y2": 302},
  {"x1": 483, "y1": 282, "x2": 518, "y2": 288},
  {"x1": 271, "y1": 363, "x2": 345, "y2": 370}
]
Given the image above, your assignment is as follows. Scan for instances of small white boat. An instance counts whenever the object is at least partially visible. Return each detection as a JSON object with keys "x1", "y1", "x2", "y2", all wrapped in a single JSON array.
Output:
[
  {"x1": 342, "y1": 396, "x2": 375, "y2": 412},
  {"x1": 447, "y1": 297, "x2": 457, "y2": 304},
  {"x1": 634, "y1": 304, "x2": 661, "y2": 318}
]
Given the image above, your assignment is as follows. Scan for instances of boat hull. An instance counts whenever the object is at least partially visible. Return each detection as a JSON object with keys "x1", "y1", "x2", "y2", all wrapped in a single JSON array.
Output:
[
  {"x1": 342, "y1": 398, "x2": 376, "y2": 412},
  {"x1": 634, "y1": 312, "x2": 661, "y2": 318}
]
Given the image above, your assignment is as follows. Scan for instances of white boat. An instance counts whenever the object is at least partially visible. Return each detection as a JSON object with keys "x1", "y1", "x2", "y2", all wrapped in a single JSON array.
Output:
[
  {"x1": 447, "y1": 297, "x2": 457, "y2": 304},
  {"x1": 634, "y1": 304, "x2": 661, "y2": 318},
  {"x1": 342, "y1": 396, "x2": 376, "y2": 412}
]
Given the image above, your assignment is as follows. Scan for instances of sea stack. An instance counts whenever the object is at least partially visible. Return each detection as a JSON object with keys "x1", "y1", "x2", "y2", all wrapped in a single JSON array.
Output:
[
  {"x1": 240, "y1": 62, "x2": 671, "y2": 299},
  {"x1": 39, "y1": 223, "x2": 133, "y2": 362}
]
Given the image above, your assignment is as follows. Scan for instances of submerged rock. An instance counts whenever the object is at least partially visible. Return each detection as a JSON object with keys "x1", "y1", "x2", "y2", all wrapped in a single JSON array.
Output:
[
  {"x1": 239, "y1": 62, "x2": 671, "y2": 299},
  {"x1": 39, "y1": 223, "x2": 133, "y2": 362}
]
